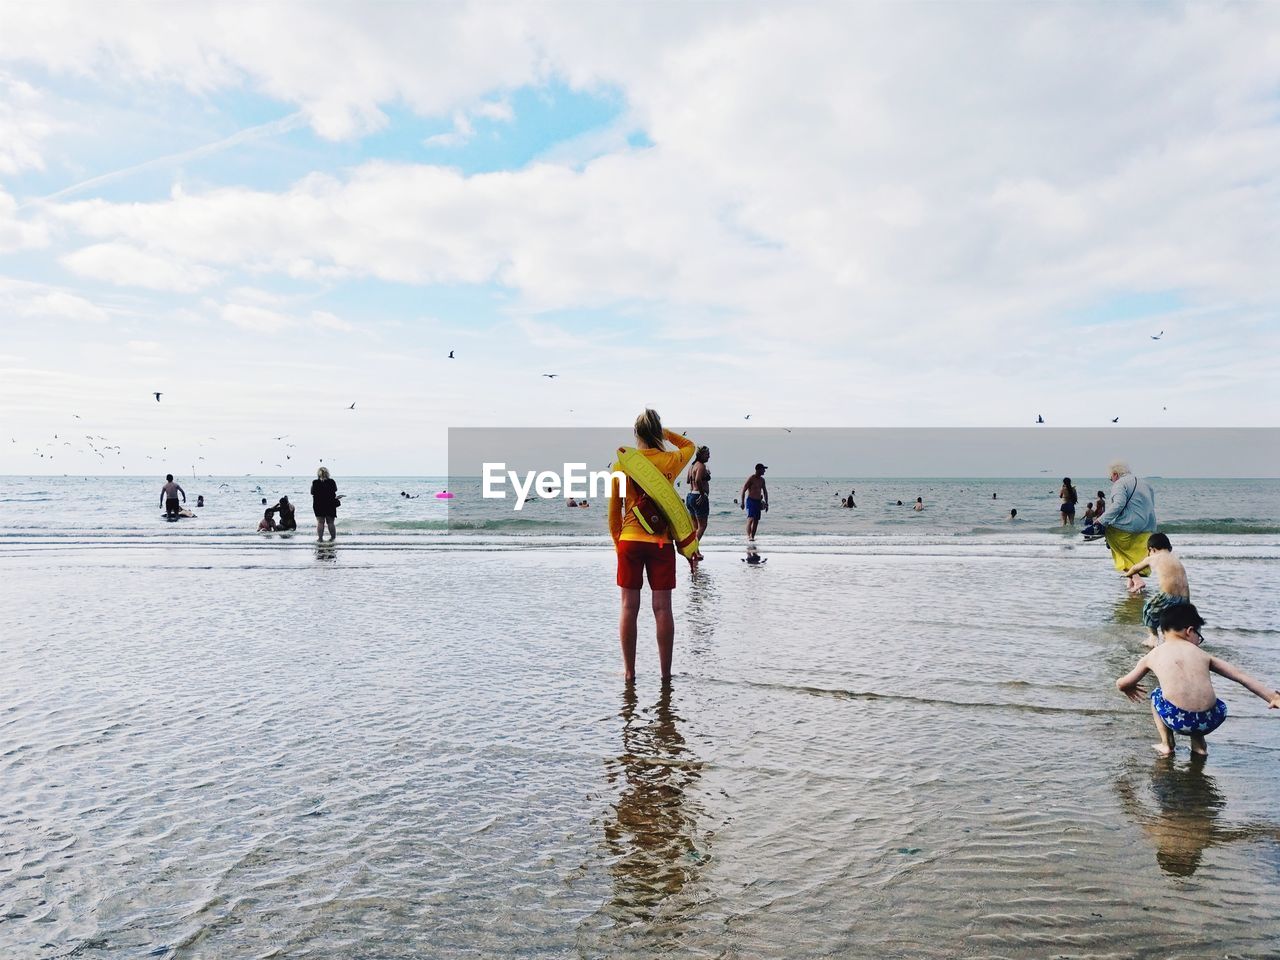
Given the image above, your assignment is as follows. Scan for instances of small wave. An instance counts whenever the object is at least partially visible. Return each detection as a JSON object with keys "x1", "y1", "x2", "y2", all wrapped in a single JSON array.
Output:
[
  {"x1": 381, "y1": 517, "x2": 560, "y2": 531},
  {"x1": 1159, "y1": 519, "x2": 1280, "y2": 535}
]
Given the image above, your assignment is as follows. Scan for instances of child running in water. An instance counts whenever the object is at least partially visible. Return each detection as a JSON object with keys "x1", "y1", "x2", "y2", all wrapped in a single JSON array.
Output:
[
  {"x1": 1115, "y1": 603, "x2": 1280, "y2": 757},
  {"x1": 1121, "y1": 532, "x2": 1189, "y2": 647}
]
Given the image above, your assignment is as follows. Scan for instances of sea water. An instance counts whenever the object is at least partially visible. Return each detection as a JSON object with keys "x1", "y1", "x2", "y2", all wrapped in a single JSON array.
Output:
[{"x1": 1, "y1": 477, "x2": 1278, "y2": 957}]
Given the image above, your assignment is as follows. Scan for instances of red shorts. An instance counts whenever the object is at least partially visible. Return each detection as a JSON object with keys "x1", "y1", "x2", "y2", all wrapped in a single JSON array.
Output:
[{"x1": 616, "y1": 539, "x2": 676, "y2": 591}]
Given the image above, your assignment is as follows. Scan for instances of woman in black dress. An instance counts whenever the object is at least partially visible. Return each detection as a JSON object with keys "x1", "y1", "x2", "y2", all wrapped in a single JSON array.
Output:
[{"x1": 311, "y1": 466, "x2": 340, "y2": 541}]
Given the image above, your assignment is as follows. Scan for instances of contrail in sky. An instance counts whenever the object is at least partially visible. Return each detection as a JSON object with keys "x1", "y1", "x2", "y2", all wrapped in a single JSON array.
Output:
[{"x1": 25, "y1": 111, "x2": 308, "y2": 207}]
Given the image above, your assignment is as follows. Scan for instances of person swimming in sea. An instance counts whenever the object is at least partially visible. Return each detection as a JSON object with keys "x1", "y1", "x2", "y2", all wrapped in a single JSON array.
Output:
[
  {"x1": 1009, "y1": 508, "x2": 1018, "y2": 520},
  {"x1": 1122, "y1": 532, "x2": 1190, "y2": 647},
  {"x1": 913, "y1": 497, "x2": 924, "y2": 512},
  {"x1": 1116, "y1": 603, "x2": 1280, "y2": 758}
]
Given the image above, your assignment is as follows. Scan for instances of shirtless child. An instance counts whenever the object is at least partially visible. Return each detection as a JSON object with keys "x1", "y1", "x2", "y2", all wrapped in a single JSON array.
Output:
[
  {"x1": 1122, "y1": 533, "x2": 1189, "y2": 647},
  {"x1": 1116, "y1": 603, "x2": 1280, "y2": 757}
]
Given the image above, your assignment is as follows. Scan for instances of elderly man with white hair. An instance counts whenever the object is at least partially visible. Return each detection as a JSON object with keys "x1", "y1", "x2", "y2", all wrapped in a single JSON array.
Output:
[{"x1": 1097, "y1": 459, "x2": 1157, "y2": 592}]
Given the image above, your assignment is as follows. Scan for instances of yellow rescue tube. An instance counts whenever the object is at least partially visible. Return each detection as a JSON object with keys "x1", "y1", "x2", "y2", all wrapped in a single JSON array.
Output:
[{"x1": 614, "y1": 446, "x2": 701, "y2": 559}]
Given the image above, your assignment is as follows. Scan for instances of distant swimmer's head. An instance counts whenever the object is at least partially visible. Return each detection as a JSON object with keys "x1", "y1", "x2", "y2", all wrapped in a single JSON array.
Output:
[
  {"x1": 916, "y1": 497, "x2": 922, "y2": 504},
  {"x1": 634, "y1": 408, "x2": 665, "y2": 451},
  {"x1": 166, "y1": 474, "x2": 173, "y2": 482},
  {"x1": 1107, "y1": 459, "x2": 1131, "y2": 481},
  {"x1": 1160, "y1": 602, "x2": 1205, "y2": 641},
  {"x1": 696, "y1": 445, "x2": 710, "y2": 463},
  {"x1": 1010, "y1": 508, "x2": 1017, "y2": 518},
  {"x1": 279, "y1": 495, "x2": 290, "y2": 505},
  {"x1": 317, "y1": 466, "x2": 331, "y2": 480},
  {"x1": 1062, "y1": 477, "x2": 1073, "y2": 486},
  {"x1": 897, "y1": 500, "x2": 903, "y2": 505},
  {"x1": 1147, "y1": 532, "x2": 1172, "y2": 552}
]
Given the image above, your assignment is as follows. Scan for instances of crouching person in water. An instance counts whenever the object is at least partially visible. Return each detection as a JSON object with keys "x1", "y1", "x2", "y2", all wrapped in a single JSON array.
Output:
[{"x1": 1115, "y1": 604, "x2": 1280, "y2": 758}]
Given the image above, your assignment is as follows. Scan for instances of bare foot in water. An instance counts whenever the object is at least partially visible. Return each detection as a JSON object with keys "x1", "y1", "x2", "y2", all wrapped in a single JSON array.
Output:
[{"x1": 1152, "y1": 742, "x2": 1174, "y2": 757}]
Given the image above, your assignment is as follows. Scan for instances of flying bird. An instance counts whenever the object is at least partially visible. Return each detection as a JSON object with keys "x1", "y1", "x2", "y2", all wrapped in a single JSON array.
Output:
[
  {"x1": 1036, "y1": 415, "x2": 1044, "y2": 424},
  {"x1": 744, "y1": 414, "x2": 751, "y2": 420},
  {"x1": 448, "y1": 350, "x2": 455, "y2": 359},
  {"x1": 1151, "y1": 331, "x2": 1164, "y2": 340},
  {"x1": 1111, "y1": 417, "x2": 1120, "y2": 423},
  {"x1": 154, "y1": 392, "x2": 162, "y2": 402},
  {"x1": 72, "y1": 414, "x2": 81, "y2": 419},
  {"x1": 542, "y1": 374, "x2": 558, "y2": 379},
  {"x1": 348, "y1": 402, "x2": 356, "y2": 410},
  {"x1": 783, "y1": 428, "x2": 793, "y2": 433}
]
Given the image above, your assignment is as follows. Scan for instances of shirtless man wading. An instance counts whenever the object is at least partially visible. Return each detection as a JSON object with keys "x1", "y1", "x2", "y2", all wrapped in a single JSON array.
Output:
[
  {"x1": 160, "y1": 474, "x2": 186, "y2": 519},
  {"x1": 740, "y1": 463, "x2": 768, "y2": 541}
]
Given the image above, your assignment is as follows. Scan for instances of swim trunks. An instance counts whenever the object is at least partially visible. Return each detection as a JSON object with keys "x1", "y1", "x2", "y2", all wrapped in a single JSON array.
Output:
[
  {"x1": 165, "y1": 497, "x2": 180, "y2": 516},
  {"x1": 1060, "y1": 502, "x2": 1075, "y2": 515},
  {"x1": 616, "y1": 538, "x2": 676, "y2": 591},
  {"x1": 1151, "y1": 687, "x2": 1227, "y2": 735},
  {"x1": 745, "y1": 497, "x2": 763, "y2": 520},
  {"x1": 1142, "y1": 590, "x2": 1190, "y2": 631},
  {"x1": 685, "y1": 492, "x2": 709, "y2": 520}
]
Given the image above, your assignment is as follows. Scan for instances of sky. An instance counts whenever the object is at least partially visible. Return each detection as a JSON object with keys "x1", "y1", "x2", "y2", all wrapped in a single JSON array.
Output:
[{"x1": 1, "y1": 2, "x2": 1278, "y2": 477}]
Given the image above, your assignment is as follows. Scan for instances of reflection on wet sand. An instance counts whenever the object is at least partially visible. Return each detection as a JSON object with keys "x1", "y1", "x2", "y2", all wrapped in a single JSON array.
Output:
[
  {"x1": 602, "y1": 685, "x2": 708, "y2": 926},
  {"x1": 682, "y1": 566, "x2": 720, "y2": 658},
  {"x1": 314, "y1": 542, "x2": 337, "y2": 562},
  {"x1": 1110, "y1": 592, "x2": 1146, "y2": 629},
  {"x1": 1115, "y1": 757, "x2": 1280, "y2": 877}
]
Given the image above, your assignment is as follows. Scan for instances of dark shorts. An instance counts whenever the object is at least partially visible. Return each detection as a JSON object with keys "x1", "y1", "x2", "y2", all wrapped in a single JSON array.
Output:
[
  {"x1": 616, "y1": 539, "x2": 676, "y2": 591},
  {"x1": 745, "y1": 497, "x2": 763, "y2": 520},
  {"x1": 685, "y1": 492, "x2": 709, "y2": 520},
  {"x1": 1061, "y1": 502, "x2": 1075, "y2": 515},
  {"x1": 165, "y1": 497, "x2": 180, "y2": 515},
  {"x1": 314, "y1": 507, "x2": 335, "y2": 520}
]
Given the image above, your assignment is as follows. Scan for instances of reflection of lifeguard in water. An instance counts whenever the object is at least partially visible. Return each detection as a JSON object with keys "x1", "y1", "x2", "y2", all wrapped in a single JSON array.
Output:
[{"x1": 601, "y1": 686, "x2": 708, "y2": 923}]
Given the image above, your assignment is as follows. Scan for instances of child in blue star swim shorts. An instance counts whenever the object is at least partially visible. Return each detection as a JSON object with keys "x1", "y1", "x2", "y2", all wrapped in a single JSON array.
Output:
[{"x1": 1116, "y1": 603, "x2": 1280, "y2": 757}]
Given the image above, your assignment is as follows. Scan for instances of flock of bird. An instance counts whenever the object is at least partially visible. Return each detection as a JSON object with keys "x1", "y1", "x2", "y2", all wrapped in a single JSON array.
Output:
[
  {"x1": 1035, "y1": 329, "x2": 1170, "y2": 425},
  {"x1": 13, "y1": 333, "x2": 1174, "y2": 473}
]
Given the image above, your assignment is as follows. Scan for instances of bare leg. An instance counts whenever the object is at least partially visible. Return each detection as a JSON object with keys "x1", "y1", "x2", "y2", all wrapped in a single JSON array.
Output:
[
  {"x1": 1190, "y1": 733, "x2": 1208, "y2": 757},
  {"x1": 326, "y1": 518, "x2": 336, "y2": 540},
  {"x1": 652, "y1": 589, "x2": 674, "y2": 681},
  {"x1": 316, "y1": 518, "x2": 324, "y2": 540},
  {"x1": 1150, "y1": 700, "x2": 1174, "y2": 756},
  {"x1": 619, "y1": 588, "x2": 641, "y2": 682}
]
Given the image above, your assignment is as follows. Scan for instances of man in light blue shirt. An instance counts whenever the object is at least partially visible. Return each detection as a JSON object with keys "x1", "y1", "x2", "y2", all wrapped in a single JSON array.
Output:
[{"x1": 1098, "y1": 460, "x2": 1157, "y2": 590}]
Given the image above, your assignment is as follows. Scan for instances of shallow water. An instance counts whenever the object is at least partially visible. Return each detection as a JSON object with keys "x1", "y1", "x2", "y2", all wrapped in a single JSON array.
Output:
[{"x1": 2, "y1": 535, "x2": 1278, "y2": 958}]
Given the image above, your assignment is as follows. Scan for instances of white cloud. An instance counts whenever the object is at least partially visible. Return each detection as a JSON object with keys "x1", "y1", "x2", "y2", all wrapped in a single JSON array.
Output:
[
  {"x1": 60, "y1": 242, "x2": 221, "y2": 292},
  {"x1": 222, "y1": 302, "x2": 295, "y2": 334},
  {"x1": 18, "y1": 290, "x2": 108, "y2": 323},
  {"x1": 0, "y1": 189, "x2": 49, "y2": 252},
  {"x1": 0, "y1": 71, "x2": 52, "y2": 174}
]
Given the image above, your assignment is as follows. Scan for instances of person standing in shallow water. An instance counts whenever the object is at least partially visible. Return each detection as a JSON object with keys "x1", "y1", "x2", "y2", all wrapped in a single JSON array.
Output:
[
  {"x1": 608, "y1": 409, "x2": 699, "y2": 683},
  {"x1": 684, "y1": 446, "x2": 711, "y2": 542},
  {"x1": 1097, "y1": 459, "x2": 1157, "y2": 592},
  {"x1": 740, "y1": 464, "x2": 768, "y2": 540},
  {"x1": 1059, "y1": 477, "x2": 1079, "y2": 527},
  {"x1": 311, "y1": 466, "x2": 340, "y2": 541}
]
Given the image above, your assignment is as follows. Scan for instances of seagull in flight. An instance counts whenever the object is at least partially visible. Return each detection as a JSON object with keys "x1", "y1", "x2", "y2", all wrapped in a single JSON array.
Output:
[
  {"x1": 783, "y1": 428, "x2": 793, "y2": 433},
  {"x1": 1151, "y1": 331, "x2": 1164, "y2": 340},
  {"x1": 154, "y1": 392, "x2": 162, "y2": 402},
  {"x1": 1036, "y1": 415, "x2": 1044, "y2": 424},
  {"x1": 1111, "y1": 417, "x2": 1120, "y2": 423},
  {"x1": 542, "y1": 374, "x2": 558, "y2": 379},
  {"x1": 744, "y1": 414, "x2": 751, "y2": 420},
  {"x1": 448, "y1": 350, "x2": 455, "y2": 359},
  {"x1": 348, "y1": 402, "x2": 356, "y2": 410}
]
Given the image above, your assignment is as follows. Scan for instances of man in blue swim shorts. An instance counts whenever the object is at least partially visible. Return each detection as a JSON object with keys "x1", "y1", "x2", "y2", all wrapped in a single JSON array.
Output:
[
  {"x1": 1116, "y1": 603, "x2": 1280, "y2": 758},
  {"x1": 740, "y1": 463, "x2": 768, "y2": 541}
]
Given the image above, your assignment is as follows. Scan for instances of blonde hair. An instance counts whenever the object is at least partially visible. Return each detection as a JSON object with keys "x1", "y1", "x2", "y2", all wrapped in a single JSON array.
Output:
[
  {"x1": 317, "y1": 466, "x2": 330, "y2": 480},
  {"x1": 634, "y1": 408, "x2": 665, "y2": 450},
  {"x1": 1107, "y1": 459, "x2": 1131, "y2": 477}
]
